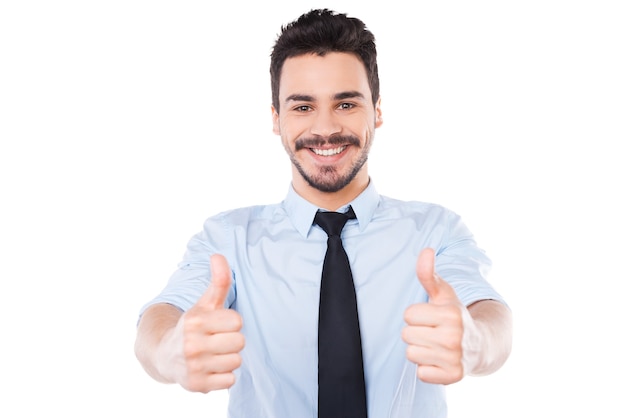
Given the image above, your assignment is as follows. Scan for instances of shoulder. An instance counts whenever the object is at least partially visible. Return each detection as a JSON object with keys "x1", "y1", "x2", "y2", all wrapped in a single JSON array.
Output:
[
  {"x1": 186, "y1": 203, "x2": 284, "y2": 254},
  {"x1": 373, "y1": 195, "x2": 472, "y2": 241},
  {"x1": 202, "y1": 202, "x2": 285, "y2": 229},
  {"x1": 377, "y1": 195, "x2": 457, "y2": 221}
]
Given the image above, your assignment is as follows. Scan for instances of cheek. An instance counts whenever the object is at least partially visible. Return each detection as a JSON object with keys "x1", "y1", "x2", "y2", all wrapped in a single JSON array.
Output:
[
  {"x1": 280, "y1": 118, "x2": 308, "y2": 144},
  {"x1": 349, "y1": 119, "x2": 375, "y2": 142}
]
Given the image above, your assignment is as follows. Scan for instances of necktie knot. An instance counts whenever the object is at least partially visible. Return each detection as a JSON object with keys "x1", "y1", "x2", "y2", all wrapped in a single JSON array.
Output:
[{"x1": 314, "y1": 206, "x2": 356, "y2": 238}]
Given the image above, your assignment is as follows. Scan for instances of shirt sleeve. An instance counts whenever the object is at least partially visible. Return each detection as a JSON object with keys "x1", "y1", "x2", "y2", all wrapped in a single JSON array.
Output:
[
  {"x1": 434, "y1": 209, "x2": 506, "y2": 307},
  {"x1": 137, "y1": 212, "x2": 236, "y2": 318}
]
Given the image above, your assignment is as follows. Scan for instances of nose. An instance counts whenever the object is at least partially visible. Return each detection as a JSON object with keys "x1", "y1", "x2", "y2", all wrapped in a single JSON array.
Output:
[{"x1": 310, "y1": 108, "x2": 341, "y2": 138}]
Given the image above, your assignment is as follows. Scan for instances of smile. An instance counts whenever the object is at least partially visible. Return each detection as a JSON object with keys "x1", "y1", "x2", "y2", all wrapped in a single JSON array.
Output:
[{"x1": 311, "y1": 146, "x2": 346, "y2": 156}]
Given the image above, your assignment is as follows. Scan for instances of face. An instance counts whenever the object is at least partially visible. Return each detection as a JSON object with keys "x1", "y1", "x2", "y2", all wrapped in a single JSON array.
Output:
[{"x1": 272, "y1": 52, "x2": 382, "y2": 194}]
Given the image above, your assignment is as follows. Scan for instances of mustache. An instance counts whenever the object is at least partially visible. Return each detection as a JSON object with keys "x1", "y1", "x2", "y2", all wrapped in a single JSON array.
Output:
[{"x1": 294, "y1": 135, "x2": 360, "y2": 151}]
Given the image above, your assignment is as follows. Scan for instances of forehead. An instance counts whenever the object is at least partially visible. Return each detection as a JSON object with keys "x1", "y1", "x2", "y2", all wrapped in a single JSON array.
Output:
[{"x1": 279, "y1": 52, "x2": 370, "y2": 101}]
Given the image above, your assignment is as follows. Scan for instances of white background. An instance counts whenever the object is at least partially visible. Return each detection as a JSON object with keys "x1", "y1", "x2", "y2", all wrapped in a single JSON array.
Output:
[{"x1": 1, "y1": 1, "x2": 624, "y2": 416}]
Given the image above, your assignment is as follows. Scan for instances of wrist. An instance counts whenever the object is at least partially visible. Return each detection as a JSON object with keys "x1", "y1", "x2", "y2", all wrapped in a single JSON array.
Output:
[{"x1": 460, "y1": 305, "x2": 485, "y2": 376}]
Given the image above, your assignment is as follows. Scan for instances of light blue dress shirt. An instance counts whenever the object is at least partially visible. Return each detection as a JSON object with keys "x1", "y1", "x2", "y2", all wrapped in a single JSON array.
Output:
[{"x1": 140, "y1": 181, "x2": 505, "y2": 418}]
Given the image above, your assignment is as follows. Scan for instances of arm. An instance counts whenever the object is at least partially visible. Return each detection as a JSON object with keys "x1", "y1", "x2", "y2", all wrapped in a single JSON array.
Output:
[
  {"x1": 466, "y1": 299, "x2": 513, "y2": 376},
  {"x1": 135, "y1": 303, "x2": 185, "y2": 383},
  {"x1": 134, "y1": 254, "x2": 245, "y2": 393}
]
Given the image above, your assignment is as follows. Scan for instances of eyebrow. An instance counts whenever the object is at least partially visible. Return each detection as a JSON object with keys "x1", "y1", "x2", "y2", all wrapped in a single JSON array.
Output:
[
  {"x1": 285, "y1": 94, "x2": 314, "y2": 103},
  {"x1": 285, "y1": 91, "x2": 366, "y2": 103},
  {"x1": 334, "y1": 91, "x2": 365, "y2": 101}
]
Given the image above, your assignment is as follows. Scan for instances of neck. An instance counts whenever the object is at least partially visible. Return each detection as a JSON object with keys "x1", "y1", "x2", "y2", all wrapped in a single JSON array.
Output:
[{"x1": 292, "y1": 170, "x2": 370, "y2": 211}]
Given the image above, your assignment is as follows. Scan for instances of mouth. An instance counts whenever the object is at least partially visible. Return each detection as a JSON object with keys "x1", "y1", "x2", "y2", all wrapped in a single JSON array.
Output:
[
  {"x1": 311, "y1": 146, "x2": 347, "y2": 156},
  {"x1": 295, "y1": 135, "x2": 360, "y2": 154}
]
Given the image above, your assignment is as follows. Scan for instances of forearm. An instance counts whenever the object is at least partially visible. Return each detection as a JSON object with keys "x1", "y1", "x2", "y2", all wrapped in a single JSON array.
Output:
[
  {"x1": 466, "y1": 299, "x2": 513, "y2": 376},
  {"x1": 134, "y1": 303, "x2": 183, "y2": 383}
]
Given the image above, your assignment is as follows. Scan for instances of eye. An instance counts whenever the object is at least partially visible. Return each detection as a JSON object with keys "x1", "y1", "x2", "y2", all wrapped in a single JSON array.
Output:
[
  {"x1": 338, "y1": 102, "x2": 355, "y2": 110},
  {"x1": 294, "y1": 105, "x2": 312, "y2": 112}
]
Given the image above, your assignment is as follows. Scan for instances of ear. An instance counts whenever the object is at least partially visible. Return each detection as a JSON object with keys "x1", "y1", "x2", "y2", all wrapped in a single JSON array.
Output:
[
  {"x1": 271, "y1": 105, "x2": 281, "y2": 135},
  {"x1": 374, "y1": 96, "x2": 383, "y2": 128}
]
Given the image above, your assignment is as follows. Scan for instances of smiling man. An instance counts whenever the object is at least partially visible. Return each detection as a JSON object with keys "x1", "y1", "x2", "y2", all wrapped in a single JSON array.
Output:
[{"x1": 135, "y1": 9, "x2": 512, "y2": 418}]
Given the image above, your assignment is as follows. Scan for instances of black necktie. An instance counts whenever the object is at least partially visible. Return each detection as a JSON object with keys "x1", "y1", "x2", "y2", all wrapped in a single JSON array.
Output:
[{"x1": 315, "y1": 207, "x2": 367, "y2": 418}]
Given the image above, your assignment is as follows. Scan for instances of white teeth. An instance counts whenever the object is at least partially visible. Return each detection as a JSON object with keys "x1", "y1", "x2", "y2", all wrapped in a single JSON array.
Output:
[{"x1": 312, "y1": 146, "x2": 346, "y2": 156}]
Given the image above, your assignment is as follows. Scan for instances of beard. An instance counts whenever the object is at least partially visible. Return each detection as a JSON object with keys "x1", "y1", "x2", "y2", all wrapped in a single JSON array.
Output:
[{"x1": 287, "y1": 134, "x2": 372, "y2": 193}]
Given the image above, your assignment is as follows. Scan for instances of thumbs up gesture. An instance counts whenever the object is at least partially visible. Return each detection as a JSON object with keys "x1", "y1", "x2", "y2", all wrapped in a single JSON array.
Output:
[
  {"x1": 402, "y1": 248, "x2": 483, "y2": 384},
  {"x1": 157, "y1": 254, "x2": 245, "y2": 392}
]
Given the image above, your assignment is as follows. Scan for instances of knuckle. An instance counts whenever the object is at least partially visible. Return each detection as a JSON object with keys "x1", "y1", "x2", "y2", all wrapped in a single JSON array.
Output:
[
  {"x1": 405, "y1": 345, "x2": 419, "y2": 362},
  {"x1": 184, "y1": 375, "x2": 210, "y2": 393},
  {"x1": 182, "y1": 311, "x2": 205, "y2": 332},
  {"x1": 449, "y1": 366, "x2": 464, "y2": 383},
  {"x1": 229, "y1": 311, "x2": 244, "y2": 331},
  {"x1": 401, "y1": 326, "x2": 413, "y2": 343},
  {"x1": 231, "y1": 353, "x2": 243, "y2": 369},
  {"x1": 185, "y1": 356, "x2": 205, "y2": 375},
  {"x1": 234, "y1": 333, "x2": 246, "y2": 351},
  {"x1": 403, "y1": 305, "x2": 416, "y2": 323}
]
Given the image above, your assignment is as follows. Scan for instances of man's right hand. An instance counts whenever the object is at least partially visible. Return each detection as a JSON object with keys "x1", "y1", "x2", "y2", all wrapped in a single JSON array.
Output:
[{"x1": 154, "y1": 254, "x2": 245, "y2": 393}]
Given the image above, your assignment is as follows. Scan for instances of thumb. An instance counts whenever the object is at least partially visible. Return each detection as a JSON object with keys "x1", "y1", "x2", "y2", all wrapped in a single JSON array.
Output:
[
  {"x1": 416, "y1": 248, "x2": 455, "y2": 304},
  {"x1": 198, "y1": 254, "x2": 232, "y2": 310}
]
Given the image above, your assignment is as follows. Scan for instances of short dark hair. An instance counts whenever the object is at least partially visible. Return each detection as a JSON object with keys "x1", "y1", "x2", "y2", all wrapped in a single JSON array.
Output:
[{"x1": 270, "y1": 9, "x2": 379, "y2": 112}]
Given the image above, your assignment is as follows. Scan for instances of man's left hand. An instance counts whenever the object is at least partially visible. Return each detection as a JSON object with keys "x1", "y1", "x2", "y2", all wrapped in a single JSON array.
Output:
[{"x1": 402, "y1": 248, "x2": 483, "y2": 384}]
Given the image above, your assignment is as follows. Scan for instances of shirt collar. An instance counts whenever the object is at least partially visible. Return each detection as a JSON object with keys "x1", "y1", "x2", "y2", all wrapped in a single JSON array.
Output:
[{"x1": 283, "y1": 180, "x2": 380, "y2": 238}]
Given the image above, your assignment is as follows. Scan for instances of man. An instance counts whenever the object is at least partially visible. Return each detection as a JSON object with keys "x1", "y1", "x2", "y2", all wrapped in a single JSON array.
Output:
[{"x1": 135, "y1": 8, "x2": 512, "y2": 417}]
